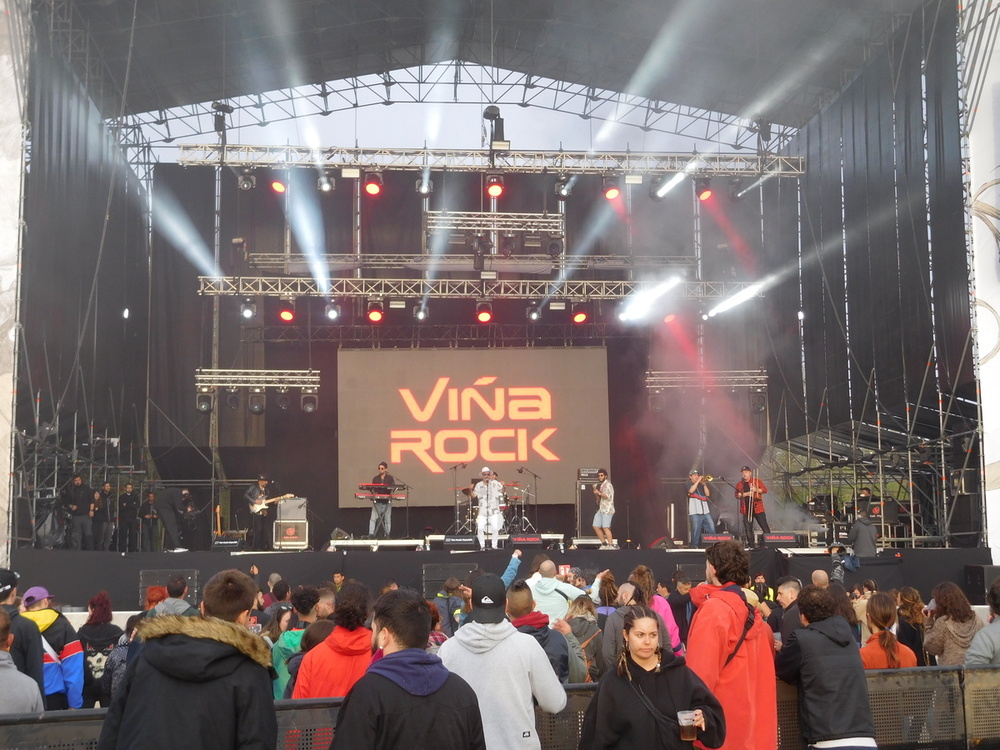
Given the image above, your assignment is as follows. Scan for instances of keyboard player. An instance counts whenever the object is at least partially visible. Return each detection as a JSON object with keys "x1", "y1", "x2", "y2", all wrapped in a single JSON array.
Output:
[{"x1": 369, "y1": 462, "x2": 395, "y2": 537}]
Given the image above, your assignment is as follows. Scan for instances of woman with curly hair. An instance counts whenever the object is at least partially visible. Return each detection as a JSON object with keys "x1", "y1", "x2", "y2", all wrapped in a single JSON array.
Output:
[
  {"x1": 293, "y1": 581, "x2": 372, "y2": 698},
  {"x1": 860, "y1": 592, "x2": 917, "y2": 669},
  {"x1": 923, "y1": 581, "x2": 984, "y2": 666},
  {"x1": 579, "y1": 605, "x2": 725, "y2": 749},
  {"x1": 896, "y1": 586, "x2": 927, "y2": 666}
]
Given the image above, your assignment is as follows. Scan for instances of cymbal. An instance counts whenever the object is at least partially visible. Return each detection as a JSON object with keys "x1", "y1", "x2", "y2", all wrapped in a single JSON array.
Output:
[
  {"x1": 504, "y1": 482, "x2": 522, "y2": 487},
  {"x1": 461, "y1": 488, "x2": 472, "y2": 496},
  {"x1": 506, "y1": 495, "x2": 522, "y2": 501}
]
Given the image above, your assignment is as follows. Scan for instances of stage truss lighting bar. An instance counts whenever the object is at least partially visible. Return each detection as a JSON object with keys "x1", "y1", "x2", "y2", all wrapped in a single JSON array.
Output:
[
  {"x1": 195, "y1": 369, "x2": 321, "y2": 389},
  {"x1": 644, "y1": 370, "x2": 768, "y2": 393},
  {"x1": 242, "y1": 252, "x2": 694, "y2": 272},
  {"x1": 200, "y1": 277, "x2": 762, "y2": 302},
  {"x1": 425, "y1": 211, "x2": 563, "y2": 235},
  {"x1": 178, "y1": 145, "x2": 804, "y2": 178}
]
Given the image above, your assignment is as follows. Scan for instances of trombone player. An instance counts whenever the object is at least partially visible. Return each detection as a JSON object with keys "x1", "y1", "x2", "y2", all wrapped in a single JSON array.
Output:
[
  {"x1": 687, "y1": 470, "x2": 715, "y2": 547},
  {"x1": 735, "y1": 464, "x2": 770, "y2": 546}
]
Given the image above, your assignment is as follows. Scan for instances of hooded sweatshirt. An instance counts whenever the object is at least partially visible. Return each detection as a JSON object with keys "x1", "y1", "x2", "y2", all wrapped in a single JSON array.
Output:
[
  {"x1": 146, "y1": 597, "x2": 198, "y2": 618},
  {"x1": 924, "y1": 614, "x2": 985, "y2": 666},
  {"x1": 331, "y1": 648, "x2": 485, "y2": 750},
  {"x1": 20, "y1": 607, "x2": 84, "y2": 708},
  {"x1": 1, "y1": 602, "x2": 44, "y2": 695},
  {"x1": 847, "y1": 515, "x2": 878, "y2": 557},
  {"x1": 511, "y1": 611, "x2": 569, "y2": 682},
  {"x1": 527, "y1": 577, "x2": 585, "y2": 622},
  {"x1": 775, "y1": 614, "x2": 876, "y2": 744},
  {"x1": 292, "y1": 625, "x2": 372, "y2": 699},
  {"x1": 438, "y1": 620, "x2": 566, "y2": 750},
  {"x1": 97, "y1": 615, "x2": 277, "y2": 750}
]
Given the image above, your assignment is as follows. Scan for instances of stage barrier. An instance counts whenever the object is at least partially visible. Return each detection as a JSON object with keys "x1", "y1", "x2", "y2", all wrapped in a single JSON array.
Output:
[{"x1": 0, "y1": 667, "x2": 994, "y2": 749}]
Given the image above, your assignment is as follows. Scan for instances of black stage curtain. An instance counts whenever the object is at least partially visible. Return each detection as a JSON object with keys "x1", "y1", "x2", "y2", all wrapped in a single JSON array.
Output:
[
  {"x1": 19, "y1": 41, "x2": 147, "y2": 446},
  {"x1": 769, "y1": 2, "x2": 969, "y2": 442}
]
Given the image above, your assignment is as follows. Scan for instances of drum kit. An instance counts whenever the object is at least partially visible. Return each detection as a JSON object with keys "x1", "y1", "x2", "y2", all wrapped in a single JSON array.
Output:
[{"x1": 448, "y1": 481, "x2": 536, "y2": 534}]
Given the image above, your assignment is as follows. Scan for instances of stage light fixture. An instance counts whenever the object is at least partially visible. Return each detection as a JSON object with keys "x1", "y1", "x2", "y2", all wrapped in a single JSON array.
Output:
[
  {"x1": 413, "y1": 303, "x2": 429, "y2": 321},
  {"x1": 500, "y1": 234, "x2": 517, "y2": 258},
  {"x1": 572, "y1": 303, "x2": 590, "y2": 324},
  {"x1": 476, "y1": 301, "x2": 494, "y2": 324},
  {"x1": 526, "y1": 303, "x2": 542, "y2": 321},
  {"x1": 486, "y1": 174, "x2": 505, "y2": 198},
  {"x1": 318, "y1": 173, "x2": 335, "y2": 193},
  {"x1": 240, "y1": 299, "x2": 256, "y2": 320},
  {"x1": 415, "y1": 178, "x2": 434, "y2": 195},
  {"x1": 275, "y1": 387, "x2": 291, "y2": 410},
  {"x1": 554, "y1": 177, "x2": 572, "y2": 200},
  {"x1": 367, "y1": 301, "x2": 385, "y2": 323},
  {"x1": 224, "y1": 387, "x2": 240, "y2": 410},
  {"x1": 238, "y1": 170, "x2": 256, "y2": 191},
  {"x1": 271, "y1": 179, "x2": 287, "y2": 194},
  {"x1": 324, "y1": 302, "x2": 341, "y2": 321},
  {"x1": 300, "y1": 387, "x2": 319, "y2": 413},
  {"x1": 248, "y1": 387, "x2": 266, "y2": 415},
  {"x1": 195, "y1": 386, "x2": 215, "y2": 413},
  {"x1": 695, "y1": 177, "x2": 712, "y2": 201},
  {"x1": 603, "y1": 177, "x2": 621, "y2": 200},
  {"x1": 727, "y1": 177, "x2": 744, "y2": 202},
  {"x1": 277, "y1": 299, "x2": 296, "y2": 323},
  {"x1": 546, "y1": 235, "x2": 564, "y2": 259},
  {"x1": 649, "y1": 175, "x2": 669, "y2": 202},
  {"x1": 363, "y1": 172, "x2": 383, "y2": 196}
]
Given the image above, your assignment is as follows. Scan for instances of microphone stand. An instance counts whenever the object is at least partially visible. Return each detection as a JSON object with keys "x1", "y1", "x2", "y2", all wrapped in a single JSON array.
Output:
[
  {"x1": 517, "y1": 467, "x2": 541, "y2": 533},
  {"x1": 446, "y1": 463, "x2": 467, "y2": 534},
  {"x1": 395, "y1": 477, "x2": 414, "y2": 538}
]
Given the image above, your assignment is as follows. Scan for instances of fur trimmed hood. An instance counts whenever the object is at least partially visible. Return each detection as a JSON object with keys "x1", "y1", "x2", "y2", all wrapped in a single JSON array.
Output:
[{"x1": 137, "y1": 615, "x2": 273, "y2": 675}]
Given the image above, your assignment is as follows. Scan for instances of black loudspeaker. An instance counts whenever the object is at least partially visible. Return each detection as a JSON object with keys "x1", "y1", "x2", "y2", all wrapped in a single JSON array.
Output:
[
  {"x1": 964, "y1": 565, "x2": 1000, "y2": 606},
  {"x1": 949, "y1": 494, "x2": 982, "y2": 548},
  {"x1": 274, "y1": 520, "x2": 309, "y2": 550},
  {"x1": 509, "y1": 533, "x2": 542, "y2": 546},
  {"x1": 422, "y1": 562, "x2": 480, "y2": 598},
  {"x1": 139, "y1": 569, "x2": 198, "y2": 610},
  {"x1": 330, "y1": 527, "x2": 351, "y2": 541},
  {"x1": 701, "y1": 533, "x2": 734, "y2": 546},
  {"x1": 444, "y1": 534, "x2": 476, "y2": 550},
  {"x1": 212, "y1": 531, "x2": 245, "y2": 551}
]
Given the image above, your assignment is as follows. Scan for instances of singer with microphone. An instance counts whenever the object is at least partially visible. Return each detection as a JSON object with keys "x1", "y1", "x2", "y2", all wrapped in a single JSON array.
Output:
[
  {"x1": 687, "y1": 470, "x2": 715, "y2": 547},
  {"x1": 592, "y1": 468, "x2": 616, "y2": 549}
]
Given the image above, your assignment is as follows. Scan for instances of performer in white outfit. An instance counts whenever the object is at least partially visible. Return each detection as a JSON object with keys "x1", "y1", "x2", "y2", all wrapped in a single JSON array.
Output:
[{"x1": 471, "y1": 466, "x2": 505, "y2": 551}]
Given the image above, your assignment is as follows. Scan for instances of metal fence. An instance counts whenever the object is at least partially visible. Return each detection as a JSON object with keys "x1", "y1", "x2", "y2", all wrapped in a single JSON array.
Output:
[{"x1": 0, "y1": 667, "x2": 993, "y2": 750}]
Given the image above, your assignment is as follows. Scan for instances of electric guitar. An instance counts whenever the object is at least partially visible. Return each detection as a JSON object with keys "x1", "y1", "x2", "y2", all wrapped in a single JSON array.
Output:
[{"x1": 249, "y1": 493, "x2": 295, "y2": 515}]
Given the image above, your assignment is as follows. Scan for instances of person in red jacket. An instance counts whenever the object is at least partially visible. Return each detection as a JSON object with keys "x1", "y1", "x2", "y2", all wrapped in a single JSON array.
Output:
[
  {"x1": 292, "y1": 581, "x2": 372, "y2": 698},
  {"x1": 685, "y1": 540, "x2": 777, "y2": 750}
]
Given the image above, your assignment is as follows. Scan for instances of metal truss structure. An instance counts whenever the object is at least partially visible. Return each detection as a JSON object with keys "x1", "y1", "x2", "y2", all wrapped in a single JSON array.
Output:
[
  {"x1": 112, "y1": 62, "x2": 801, "y2": 157},
  {"x1": 645, "y1": 370, "x2": 769, "y2": 392},
  {"x1": 201, "y1": 276, "x2": 758, "y2": 301},
  {"x1": 246, "y1": 253, "x2": 696, "y2": 272},
  {"x1": 194, "y1": 369, "x2": 321, "y2": 389},
  {"x1": 426, "y1": 211, "x2": 563, "y2": 235},
  {"x1": 179, "y1": 144, "x2": 804, "y2": 177}
]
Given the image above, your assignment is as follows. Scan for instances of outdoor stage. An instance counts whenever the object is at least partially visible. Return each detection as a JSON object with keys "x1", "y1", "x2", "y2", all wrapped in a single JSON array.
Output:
[{"x1": 10, "y1": 544, "x2": 991, "y2": 612}]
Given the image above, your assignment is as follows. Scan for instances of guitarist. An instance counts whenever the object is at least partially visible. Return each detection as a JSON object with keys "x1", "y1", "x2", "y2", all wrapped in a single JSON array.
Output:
[{"x1": 245, "y1": 474, "x2": 274, "y2": 550}]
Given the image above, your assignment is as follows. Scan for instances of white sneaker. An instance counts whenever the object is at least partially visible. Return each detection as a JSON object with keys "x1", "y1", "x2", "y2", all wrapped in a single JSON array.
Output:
[{"x1": 170, "y1": 547, "x2": 188, "y2": 553}]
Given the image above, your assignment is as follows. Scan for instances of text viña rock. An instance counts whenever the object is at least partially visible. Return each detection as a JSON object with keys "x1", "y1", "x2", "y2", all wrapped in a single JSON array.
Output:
[{"x1": 389, "y1": 375, "x2": 560, "y2": 473}]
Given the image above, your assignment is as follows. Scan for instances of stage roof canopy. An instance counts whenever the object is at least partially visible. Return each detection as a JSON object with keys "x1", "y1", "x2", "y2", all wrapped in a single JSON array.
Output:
[{"x1": 72, "y1": 0, "x2": 928, "y2": 128}]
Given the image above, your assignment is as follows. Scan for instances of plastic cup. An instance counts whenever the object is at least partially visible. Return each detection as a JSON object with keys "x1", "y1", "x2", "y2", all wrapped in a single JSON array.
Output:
[{"x1": 677, "y1": 710, "x2": 698, "y2": 741}]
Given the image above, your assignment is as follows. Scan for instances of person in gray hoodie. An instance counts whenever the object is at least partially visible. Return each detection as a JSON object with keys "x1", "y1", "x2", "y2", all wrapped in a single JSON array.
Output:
[
  {"x1": 438, "y1": 573, "x2": 566, "y2": 750},
  {"x1": 966, "y1": 577, "x2": 1000, "y2": 666},
  {"x1": 145, "y1": 575, "x2": 198, "y2": 618},
  {"x1": 846, "y1": 508, "x2": 878, "y2": 557}
]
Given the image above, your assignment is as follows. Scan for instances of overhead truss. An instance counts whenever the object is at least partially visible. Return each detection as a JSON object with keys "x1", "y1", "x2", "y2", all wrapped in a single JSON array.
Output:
[
  {"x1": 245, "y1": 253, "x2": 695, "y2": 272},
  {"x1": 195, "y1": 369, "x2": 321, "y2": 389},
  {"x1": 200, "y1": 277, "x2": 758, "y2": 301},
  {"x1": 179, "y1": 144, "x2": 804, "y2": 177},
  {"x1": 645, "y1": 370, "x2": 769, "y2": 392}
]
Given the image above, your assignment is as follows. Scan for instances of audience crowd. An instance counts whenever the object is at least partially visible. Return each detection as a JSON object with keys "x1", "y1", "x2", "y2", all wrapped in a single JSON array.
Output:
[{"x1": 0, "y1": 545, "x2": 996, "y2": 750}]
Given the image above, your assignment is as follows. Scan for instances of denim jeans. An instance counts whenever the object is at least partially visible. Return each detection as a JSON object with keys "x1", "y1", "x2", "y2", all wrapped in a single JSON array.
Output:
[{"x1": 689, "y1": 513, "x2": 716, "y2": 547}]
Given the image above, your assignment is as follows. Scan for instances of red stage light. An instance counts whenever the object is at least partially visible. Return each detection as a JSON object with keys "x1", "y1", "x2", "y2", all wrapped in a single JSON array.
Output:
[
  {"x1": 364, "y1": 173, "x2": 383, "y2": 196},
  {"x1": 603, "y1": 178, "x2": 620, "y2": 200},
  {"x1": 476, "y1": 302, "x2": 493, "y2": 323},
  {"x1": 571, "y1": 305, "x2": 589, "y2": 324},
  {"x1": 486, "y1": 174, "x2": 505, "y2": 198},
  {"x1": 695, "y1": 177, "x2": 712, "y2": 201},
  {"x1": 271, "y1": 180, "x2": 287, "y2": 193},
  {"x1": 367, "y1": 301, "x2": 384, "y2": 323},
  {"x1": 278, "y1": 301, "x2": 295, "y2": 322},
  {"x1": 663, "y1": 313, "x2": 676, "y2": 324}
]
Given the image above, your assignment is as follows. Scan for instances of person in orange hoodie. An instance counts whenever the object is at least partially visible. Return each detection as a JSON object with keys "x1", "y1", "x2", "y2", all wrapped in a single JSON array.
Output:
[
  {"x1": 685, "y1": 540, "x2": 777, "y2": 750},
  {"x1": 292, "y1": 581, "x2": 372, "y2": 698}
]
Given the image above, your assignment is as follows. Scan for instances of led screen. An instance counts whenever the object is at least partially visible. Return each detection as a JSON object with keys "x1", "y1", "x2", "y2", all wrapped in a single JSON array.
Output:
[{"x1": 338, "y1": 348, "x2": 611, "y2": 509}]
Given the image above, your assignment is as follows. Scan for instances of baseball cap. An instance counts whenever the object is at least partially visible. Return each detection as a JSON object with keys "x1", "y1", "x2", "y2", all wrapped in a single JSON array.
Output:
[
  {"x1": 480, "y1": 466, "x2": 491, "y2": 474},
  {"x1": 468, "y1": 573, "x2": 507, "y2": 624},
  {"x1": 689, "y1": 470, "x2": 700, "y2": 476},
  {"x1": 0, "y1": 569, "x2": 18, "y2": 597},
  {"x1": 22, "y1": 586, "x2": 52, "y2": 607},
  {"x1": 740, "y1": 465, "x2": 752, "y2": 472}
]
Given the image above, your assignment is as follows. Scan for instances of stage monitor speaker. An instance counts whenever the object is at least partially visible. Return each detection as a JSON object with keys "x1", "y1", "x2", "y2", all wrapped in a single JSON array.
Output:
[
  {"x1": 421, "y1": 562, "x2": 480, "y2": 599},
  {"x1": 444, "y1": 534, "x2": 476, "y2": 551},
  {"x1": 965, "y1": 564, "x2": 1000, "y2": 606},
  {"x1": 330, "y1": 527, "x2": 351, "y2": 541},
  {"x1": 509, "y1": 533, "x2": 542, "y2": 546},
  {"x1": 274, "y1": 520, "x2": 309, "y2": 550},
  {"x1": 762, "y1": 532, "x2": 800, "y2": 547},
  {"x1": 649, "y1": 536, "x2": 680, "y2": 550},
  {"x1": 139, "y1": 569, "x2": 198, "y2": 610},
  {"x1": 701, "y1": 533, "x2": 734, "y2": 546},
  {"x1": 212, "y1": 531, "x2": 245, "y2": 551}
]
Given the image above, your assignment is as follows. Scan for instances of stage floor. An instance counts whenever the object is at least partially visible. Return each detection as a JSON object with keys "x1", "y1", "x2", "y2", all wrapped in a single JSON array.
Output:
[{"x1": 9, "y1": 545, "x2": 991, "y2": 611}]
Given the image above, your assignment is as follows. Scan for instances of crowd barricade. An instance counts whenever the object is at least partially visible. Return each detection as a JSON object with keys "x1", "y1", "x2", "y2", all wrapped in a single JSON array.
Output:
[{"x1": 0, "y1": 667, "x2": 988, "y2": 750}]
